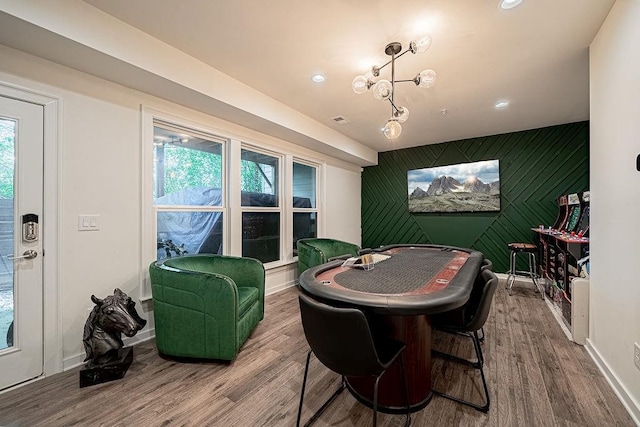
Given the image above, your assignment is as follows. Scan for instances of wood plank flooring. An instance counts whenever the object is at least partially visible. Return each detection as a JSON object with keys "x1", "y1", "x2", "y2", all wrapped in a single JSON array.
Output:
[{"x1": 0, "y1": 282, "x2": 634, "y2": 426}]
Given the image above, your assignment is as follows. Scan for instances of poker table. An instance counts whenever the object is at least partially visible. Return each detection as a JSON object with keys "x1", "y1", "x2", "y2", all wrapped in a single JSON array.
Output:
[{"x1": 298, "y1": 244, "x2": 485, "y2": 413}]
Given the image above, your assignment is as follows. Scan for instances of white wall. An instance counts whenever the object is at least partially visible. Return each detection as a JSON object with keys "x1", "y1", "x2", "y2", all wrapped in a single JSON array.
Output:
[
  {"x1": 590, "y1": 0, "x2": 640, "y2": 421},
  {"x1": 324, "y1": 165, "x2": 362, "y2": 247},
  {"x1": 0, "y1": 45, "x2": 362, "y2": 367}
]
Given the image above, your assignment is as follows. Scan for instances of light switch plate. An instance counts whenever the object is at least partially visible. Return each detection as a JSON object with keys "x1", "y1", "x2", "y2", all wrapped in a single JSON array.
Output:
[{"x1": 78, "y1": 215, "x2": 100, "y2": 231}]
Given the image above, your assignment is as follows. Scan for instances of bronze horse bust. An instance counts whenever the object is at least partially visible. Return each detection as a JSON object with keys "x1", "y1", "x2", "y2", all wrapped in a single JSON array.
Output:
[{"x1": 83, "y1": 288, "x2": 146, "y2": 366}]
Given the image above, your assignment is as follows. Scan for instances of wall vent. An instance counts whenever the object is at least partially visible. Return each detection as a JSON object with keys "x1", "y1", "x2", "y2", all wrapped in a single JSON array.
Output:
[{"x1": 331, "y1": 116, "x2": 350, "y2": 124}]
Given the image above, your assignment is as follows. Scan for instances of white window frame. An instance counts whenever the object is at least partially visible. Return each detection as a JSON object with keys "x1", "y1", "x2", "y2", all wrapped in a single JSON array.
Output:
[
  {"x1": 140, "y1": 108, "x2": 229, "y2": 299},
  {"x1": 153, "y1": 120, "x2": 227, "y2": 258},
  {"x1": 237, "y1": 142, "x2": 284, "y2": 266},
  {"x1": 292, "y1": 157, "x2": 321, "y2": 258},
  {"x1": 141, "y1": 107, "x2": 326, "y2": 298}
]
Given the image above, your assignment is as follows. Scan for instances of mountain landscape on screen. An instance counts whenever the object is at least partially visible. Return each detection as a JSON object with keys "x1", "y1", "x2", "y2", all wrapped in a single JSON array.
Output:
[{"x1": 407, "y1": 160, "x2": 500, "y2": 213}]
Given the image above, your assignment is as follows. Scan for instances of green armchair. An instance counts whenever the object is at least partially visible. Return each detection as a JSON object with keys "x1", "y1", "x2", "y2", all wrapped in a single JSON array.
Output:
[
  {"x1": 297, "y1": 238, "x2": 360, "y2": 274},
  {"x1": 149, "y1": 254, "x2": 265, "y2": 361}
]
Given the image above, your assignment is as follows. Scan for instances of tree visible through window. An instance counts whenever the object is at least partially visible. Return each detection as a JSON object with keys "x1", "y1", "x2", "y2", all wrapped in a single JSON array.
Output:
[
  {"x1": 153, "y1": 124, "x2": 225, "y2": 259},
  {"x1": 240, "y1": 148, "x2": 280, "y2": 263},
  {"x1": 0, "y1": 120, "x2": 15, "y2": 199}
]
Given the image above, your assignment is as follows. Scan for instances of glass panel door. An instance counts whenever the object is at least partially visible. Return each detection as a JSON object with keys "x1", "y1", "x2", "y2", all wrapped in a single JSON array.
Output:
[
  {"x1": 0, "y1": 96, "x2": 44, "y2": 391},
  {"x1": 0, "y1": 118, "x2": 14, "y2": 350}
]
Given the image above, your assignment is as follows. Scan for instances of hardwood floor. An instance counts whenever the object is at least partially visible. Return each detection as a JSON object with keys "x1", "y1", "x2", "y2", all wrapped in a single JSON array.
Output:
[{"x1": 0, "y1": 282, "x2": 634, "y2": 426}]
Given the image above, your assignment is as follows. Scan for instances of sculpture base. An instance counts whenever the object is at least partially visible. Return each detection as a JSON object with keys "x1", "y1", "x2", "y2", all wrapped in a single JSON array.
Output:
[{"x1": 79, "y1": 347, "x2": 133, "y2": 388}]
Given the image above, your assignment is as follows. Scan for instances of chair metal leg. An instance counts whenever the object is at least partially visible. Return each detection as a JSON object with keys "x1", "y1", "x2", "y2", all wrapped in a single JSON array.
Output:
[
  {"x1": 373, "y1": 374, "x2": 380, "y2": 427},
  {"x1": 473, "y1": 331, "x2": 485, "y2": 367},
  {"x1": 478, "y1": 327, "x2": 485, "y2": 342},
  {"x1": 471, "y1": 331, "x2": 490, "y2": 411},
  {"x1": 432, "y1": 331, "x2": 482, "y2": 368},
  {"x1": 296, "y1": 350, "x2": 312, "y2": 427},
  {"x1": 299, "y1": 349, "x2": 411, "y2": 426},
  {"x1": 371, "y1": 355, "x2": 411, "y2": 427},
  {"x1": 297, "y1": 350, "x2": 346, "y2": 427},
  {"x1": 433, "y1": 331, "x2": 490, "y2": 413}
]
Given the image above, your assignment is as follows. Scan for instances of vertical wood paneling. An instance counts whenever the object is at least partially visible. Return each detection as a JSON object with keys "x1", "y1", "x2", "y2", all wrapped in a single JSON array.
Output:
[{"x1": 362, "y1": 122, "x2": 589, "y2": 272}]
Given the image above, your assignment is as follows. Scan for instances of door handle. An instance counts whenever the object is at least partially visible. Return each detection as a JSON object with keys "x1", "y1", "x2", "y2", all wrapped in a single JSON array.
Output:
[{"x1": 8, "y1": 250, "x2": 38, "y2": 260}]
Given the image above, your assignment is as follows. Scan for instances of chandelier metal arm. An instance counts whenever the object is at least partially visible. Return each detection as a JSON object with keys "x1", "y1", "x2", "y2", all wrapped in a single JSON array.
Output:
[
  {"x1": 375, "y1": 48, "x2": 412, "y2": 73},
  {"x1": 353, "y1": 37, "x2": 435, "y2": 140},
  {"x1": 388, "y1": 98, "x2": 401, "y2": 115}
]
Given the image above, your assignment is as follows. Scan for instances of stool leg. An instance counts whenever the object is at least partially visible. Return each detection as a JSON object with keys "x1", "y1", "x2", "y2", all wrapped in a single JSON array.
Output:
[
  {"x1": 528, "y1": 252, "x2": 537, "y2": 293},
  {"x1": 507, "y1": 250, "x2": 516, "y2": 295},
  {"x1": 529, "y1": 252, "x2": 544, "y2": 299}
]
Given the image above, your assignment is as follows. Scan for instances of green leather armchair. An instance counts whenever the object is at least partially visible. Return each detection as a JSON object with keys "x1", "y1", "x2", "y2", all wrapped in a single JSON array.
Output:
[
  {"x1": 149, "y1": 254, "x2": 265, "y2": 361},
  {"x1": 297, "y1": 238, "x2": 360, "y2": 274}
]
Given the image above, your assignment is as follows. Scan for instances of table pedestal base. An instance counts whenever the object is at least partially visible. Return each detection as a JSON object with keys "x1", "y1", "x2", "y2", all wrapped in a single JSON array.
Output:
[{"x1": 346, "y1": 314, "x2": 432, "y2": 413}]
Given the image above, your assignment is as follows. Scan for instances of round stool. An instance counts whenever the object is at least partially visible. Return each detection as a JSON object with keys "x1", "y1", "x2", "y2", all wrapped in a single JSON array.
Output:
[{"x1": 506, "y1": 243, "x2": 544, "y2": 298}]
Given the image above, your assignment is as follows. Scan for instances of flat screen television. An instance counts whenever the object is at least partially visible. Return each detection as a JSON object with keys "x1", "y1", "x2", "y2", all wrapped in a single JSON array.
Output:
[{"x1": 407, "y1": 159, "x2": 500, "y2": 213}]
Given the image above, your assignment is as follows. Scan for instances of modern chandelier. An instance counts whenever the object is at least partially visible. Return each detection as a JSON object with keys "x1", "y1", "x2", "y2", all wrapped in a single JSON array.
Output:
[{"x1": 352, "y1": 36, "x2": 436, "y2": 140}]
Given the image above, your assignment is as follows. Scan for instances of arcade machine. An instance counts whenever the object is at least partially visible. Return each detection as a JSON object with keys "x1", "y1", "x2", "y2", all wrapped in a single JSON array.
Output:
[
  {"x1": 562, "y1": 193, "x2": 582, "y2": 233},
  {"x1": 575, "y1": 191, "x2": 590, "y2": 237},
  {"x1": 532, "y1": 191, "x2": 590, "y2": 342},
  {"x1": 562, "y1": 191, "x2": 590, "y2": 325},
  {"x1": 552, "y1": 195, "x2": 569, "y2": 230},
  {"x1": 557, "y1": 193, "x2": 581, "y2": 306},
  {"x1": 541, "y1": 195, "x2": 569, "y2": 295}
]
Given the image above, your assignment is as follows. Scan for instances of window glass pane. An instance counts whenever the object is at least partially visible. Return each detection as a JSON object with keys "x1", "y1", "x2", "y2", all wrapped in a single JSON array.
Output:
[
  {"x1": 154, "y1": 126, "x2": 223, "y2": 206},
  {"x1": 293, "y1": 162, "x2": 316, "y2": 208},
  {"x1": 293, "y1": 212, "x2": 316, "y2": 254},
  {"x1": 0, "y1": 119, "x2": 15, "y2": 350},
  {"x1": 157, "y1": 211, "x2": 223, "y2": 259},
  {"x1": 242, "y1": 212, "x2": 280, "y2": 263},
  {"x1": 241, "y1": 149, "x2": 278, "y2": 207}
]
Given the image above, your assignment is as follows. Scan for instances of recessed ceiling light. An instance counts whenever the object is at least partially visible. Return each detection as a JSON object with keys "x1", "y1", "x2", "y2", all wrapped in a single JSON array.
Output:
[
  {"x1": 495, "y1": 100, "x2": 510, "y2": 109},
  {"x1": 499, "y1": 0, "x2": 523, "y2": 10},
  {"x1": 312, "y1": 74, "x2": 325, "y2": 83}
]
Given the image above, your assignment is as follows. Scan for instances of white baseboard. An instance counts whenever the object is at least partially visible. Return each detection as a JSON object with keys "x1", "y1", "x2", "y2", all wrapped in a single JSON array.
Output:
[
  {"x1": 543, "y1": 295, "x2": 573, "y2": 341},
  {"x1": 63, "y1": 280, "x2": 299, "y2": 371},
  {"x1": 63, "y1": 282, "x2": 298, "y2": 371},
  {"x1": 266, "y1": 280, "x2": 297, "y2": 296},
  {"x1": 585, "y1": 338, "x2": 640, "y2": 426},
  {"x1": 63, "y1": 328, "x2": 155, "y2": 371}
]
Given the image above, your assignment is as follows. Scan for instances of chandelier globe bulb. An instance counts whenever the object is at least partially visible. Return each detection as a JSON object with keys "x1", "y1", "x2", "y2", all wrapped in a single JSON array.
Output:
[
  {"x1": 410, "y1": 35, "x2": 432, "y2": 54},
  {"x1": 383, "y1": 120, "x2": 402, "y2": 139},
  {"x1": 416, "y1": 69, "x2": 437, "y2": 88},
  {"x1": 395, "y1": 106, "x2": 410, "y2": 123},
  {"x1": 352, "y1": 75, "x2": 369, "y2": 94},
  {"x1": 372, "y1": 79, "x2": 393, "y2": 101}
]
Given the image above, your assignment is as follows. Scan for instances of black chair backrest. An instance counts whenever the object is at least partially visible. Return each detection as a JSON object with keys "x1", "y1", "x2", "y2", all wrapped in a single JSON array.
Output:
[
  {"x1": 480, "y1": 258, "x2": 493, "y2": 272},
  {"x1": 298, "y1": 293, "x2": 384, "y2": 377},
  {"x1": 465, "y1": 269, "x2": 499, "y2": 332}
]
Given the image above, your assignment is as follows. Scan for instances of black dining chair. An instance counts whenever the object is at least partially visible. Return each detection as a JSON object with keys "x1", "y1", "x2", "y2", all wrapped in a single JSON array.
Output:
[
  {"x1": 478, "y1": 257, "x2": 493, "y2": 341},
  {"x1": 296, "y1": 293, "x2": 411, "y2": 427},
  {"x1": 430, "y1": 269, "x2": 499, "y2": 413}
]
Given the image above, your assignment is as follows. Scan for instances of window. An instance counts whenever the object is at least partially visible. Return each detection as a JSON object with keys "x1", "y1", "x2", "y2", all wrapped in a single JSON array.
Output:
[
  {"x1": 240, "y1": 148, "x2": 281, "y2": 263},
  {"x1": 153, "y1": 122, "x2": 225, "y2": 259},
  {"x1": 143, "y1": 109, "x2": 324, "y2": 295},
  {"x1": 292, "y1": 161, "x2": 318, "y2": 255}
]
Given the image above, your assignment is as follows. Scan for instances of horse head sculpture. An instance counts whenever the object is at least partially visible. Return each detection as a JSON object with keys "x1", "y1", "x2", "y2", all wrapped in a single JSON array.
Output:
[{"x1": 83, "y1": 288, "x2": 147, "y2": 366}]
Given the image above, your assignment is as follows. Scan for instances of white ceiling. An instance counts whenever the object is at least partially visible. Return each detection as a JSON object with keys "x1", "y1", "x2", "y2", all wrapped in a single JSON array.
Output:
[{"x1": 80, "y1": 0, "x2": 614, "y2": 153}]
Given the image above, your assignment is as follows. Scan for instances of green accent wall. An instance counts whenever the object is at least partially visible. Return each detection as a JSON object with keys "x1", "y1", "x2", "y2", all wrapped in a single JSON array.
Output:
[{"x1": 362, "y1": 121, "x2": 589, "y2": 272}]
